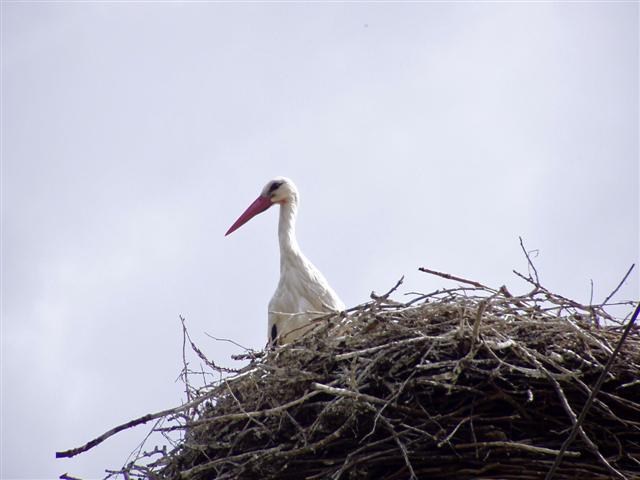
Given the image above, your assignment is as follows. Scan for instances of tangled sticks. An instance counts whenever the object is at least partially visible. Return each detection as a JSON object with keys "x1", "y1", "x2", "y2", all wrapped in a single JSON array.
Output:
[{"x1": 59, "y1": 267, "x2": 639, "y2": 480}]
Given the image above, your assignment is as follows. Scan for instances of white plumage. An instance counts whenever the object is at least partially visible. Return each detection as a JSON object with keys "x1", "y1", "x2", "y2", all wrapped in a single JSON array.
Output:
[{"x1": 226, "y1": 177, "x2": 344, "y2": 345}]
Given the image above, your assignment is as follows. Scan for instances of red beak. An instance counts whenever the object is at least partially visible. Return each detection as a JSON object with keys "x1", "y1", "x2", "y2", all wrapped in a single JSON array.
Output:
[{"x1": 225, "y1": 195, "x2": 273, "y2": 236}]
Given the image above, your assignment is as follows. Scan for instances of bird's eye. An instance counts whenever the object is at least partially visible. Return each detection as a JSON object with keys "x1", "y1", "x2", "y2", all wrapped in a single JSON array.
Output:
[{"x1": 268, "y1": 182, "x2": 282, "y2": 194}]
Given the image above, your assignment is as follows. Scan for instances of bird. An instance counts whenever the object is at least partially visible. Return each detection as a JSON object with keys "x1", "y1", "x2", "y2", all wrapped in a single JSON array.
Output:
[{"x1": 225, "y1": 177, "x2": 345, "y2": 346}]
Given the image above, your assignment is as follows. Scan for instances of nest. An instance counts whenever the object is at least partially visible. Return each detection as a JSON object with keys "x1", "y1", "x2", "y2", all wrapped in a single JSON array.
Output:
[{"x1": 58, "y1": 267, "x2": 640, "y2": 480}]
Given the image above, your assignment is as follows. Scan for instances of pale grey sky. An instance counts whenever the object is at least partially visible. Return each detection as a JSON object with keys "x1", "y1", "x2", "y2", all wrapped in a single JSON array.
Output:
[{"x1": 2, "y1": 2, "x2": 638, "y2": 479}]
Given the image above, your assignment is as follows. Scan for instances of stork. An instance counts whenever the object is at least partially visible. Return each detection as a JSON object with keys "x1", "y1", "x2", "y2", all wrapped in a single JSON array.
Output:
[{"x1": 225, "y1": 177, "x2": 345, "y2": 346}]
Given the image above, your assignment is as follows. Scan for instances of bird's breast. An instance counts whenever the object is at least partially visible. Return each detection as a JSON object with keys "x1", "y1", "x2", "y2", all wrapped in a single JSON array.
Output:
[{"x1": 267, "y1": 260, "x2": 343, "y2": 345}]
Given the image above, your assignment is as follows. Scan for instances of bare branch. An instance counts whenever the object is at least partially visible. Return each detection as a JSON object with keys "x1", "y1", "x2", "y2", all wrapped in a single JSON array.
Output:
[
  {"x1": 419, "y1": 267, "x2": 496, "y2": 292},
  {"x1": 519, "y1": 236, "x2": 540, "y2": 284},
  {"x1": 603, "y1": 264, "x2": 636, "y2": 305},
  {"x1": 55, "y1": 392, "x2": 216, "y2": 458}
]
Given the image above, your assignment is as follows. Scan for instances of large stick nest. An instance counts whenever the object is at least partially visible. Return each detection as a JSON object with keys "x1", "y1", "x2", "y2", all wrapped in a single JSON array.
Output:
[{"x1": 65, "y1": 269, "x2": 640, "y2": 480}]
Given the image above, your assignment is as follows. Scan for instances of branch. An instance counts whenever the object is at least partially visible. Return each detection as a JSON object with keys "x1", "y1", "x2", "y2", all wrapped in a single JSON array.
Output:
[
  {"x1": 418, "y1": 267, "x2": 495, "y2": 292},
  {"x1": 371, "y1": 276, "x2": 405, "y2": 300},
  {"x1": 158, "y1": 388, "x2": 323, "y2": 432},
  {"x1": 603, "y1": 264, "x2": 636, "y2": 305},
  {"x1": 181, "y1": 316, "x2": 241, "y2": 374},
  {"x1": 518, "y1": 236, "x2": 540, "y2": 284},
  {"x1": 453, "y1": 441, "x2": 581, "y2": 457},
  {"x1": 55, "y1": 392, "x2": 216, "y2": 458}
]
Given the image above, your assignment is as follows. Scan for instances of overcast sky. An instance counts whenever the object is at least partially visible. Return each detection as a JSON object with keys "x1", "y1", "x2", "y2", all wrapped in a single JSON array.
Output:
[{"x1": 2, "y1": 2, "x2": 638, "y2": 479}]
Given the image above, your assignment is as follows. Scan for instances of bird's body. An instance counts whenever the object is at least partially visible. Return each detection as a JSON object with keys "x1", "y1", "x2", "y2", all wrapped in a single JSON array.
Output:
[{"x1": 226, "y1": 177, "x2": 344, "y2": 346}]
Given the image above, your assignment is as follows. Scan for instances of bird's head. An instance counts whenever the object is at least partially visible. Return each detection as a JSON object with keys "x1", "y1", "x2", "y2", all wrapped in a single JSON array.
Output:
[
  {"x1": 260, "y1": 176, "x2": 297, "y2": 204},
  {"x1": 225, "y1": 177, "x2": 298, "y2": 236}
]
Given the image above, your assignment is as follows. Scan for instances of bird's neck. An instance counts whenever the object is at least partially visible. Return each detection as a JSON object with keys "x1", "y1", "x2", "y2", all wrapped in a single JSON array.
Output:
[{"x1": 278, "y1": 199, "x2": 303, "y2": 266}]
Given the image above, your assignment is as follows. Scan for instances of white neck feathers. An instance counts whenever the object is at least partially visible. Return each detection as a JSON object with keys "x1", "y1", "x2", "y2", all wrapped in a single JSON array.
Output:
[{"x1": 278, "y1": 197, "x2": 303, "y2": 267}]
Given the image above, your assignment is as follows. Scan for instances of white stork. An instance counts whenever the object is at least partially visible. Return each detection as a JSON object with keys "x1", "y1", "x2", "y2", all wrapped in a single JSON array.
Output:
[{"x1": 225, "y1": 177, "x2": 345, "y2": 346}]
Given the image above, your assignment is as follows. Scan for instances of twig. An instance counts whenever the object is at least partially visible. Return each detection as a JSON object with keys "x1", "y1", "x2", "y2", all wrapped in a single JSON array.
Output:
[
  {"x1": 603, "y1": 264, "x2": 636, "y2": 305},
  {"x1": 182, "y1": 321, "x2": 241, "y2": 374},
  {"x1": 519, "y1": 236, "x2": 540, "y2": 284},
  {"x1": 453, "y1": 441, "x2": 581, "y2": 457},
  {"x1": 437, "y1": 417, "x2": 470, "y2": 447},
  {"x1": 468, "y1": 299, "x2": 488, "y2": 355},
  {"x1": 371, "y1": 276, "x2": 405, "y2": 301},
  {"x1": 378, "y1": 415, "x2": 417, "y2": 480},
  {"x1": 180, "y1": 316, "x2": 193, "y2": 404},
  {"x1": 55, "y1": 392, "x2": 218, "y2": 458},
  {"x1": 204, "y1": 332, "x2": 253, "y2": 353},
  {"x1": 418, "y1": 267, "x2": 496, "y2": 292},
  {"x1": 159, "y1": 389, "x2": 323, "y2": 432},
  {"x1": 121, "y1": 417, "x2": 164, "y2": 474},
  {"x1": 180, "y1": 445, "x2": 285, "y2": 479},
  {"x1": 312, "y1": 383, "x2": 390, "y2": 408}
]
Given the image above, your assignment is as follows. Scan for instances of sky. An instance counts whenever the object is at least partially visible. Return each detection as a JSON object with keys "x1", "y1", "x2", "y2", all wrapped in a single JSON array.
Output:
[{"x1": 1, "y1": 2, "x2": 638, "y2": 479}]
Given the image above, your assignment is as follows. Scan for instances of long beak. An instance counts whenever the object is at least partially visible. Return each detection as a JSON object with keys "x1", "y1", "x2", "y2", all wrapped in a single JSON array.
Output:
[{"x1": 225, "y1": 195, "x2": 273, "y2": 236}]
